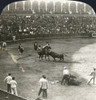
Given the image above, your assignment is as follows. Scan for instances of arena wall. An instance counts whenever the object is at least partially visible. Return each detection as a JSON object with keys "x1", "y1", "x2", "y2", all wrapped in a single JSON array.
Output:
[{"x1": 0, "y1": 88, "x2": 27, "y2": 100}]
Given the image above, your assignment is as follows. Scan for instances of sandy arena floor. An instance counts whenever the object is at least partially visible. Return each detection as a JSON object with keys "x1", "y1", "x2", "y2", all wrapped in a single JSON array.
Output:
[{"x1": 0, "y1": 38, "x2": 96, "y2": 100}]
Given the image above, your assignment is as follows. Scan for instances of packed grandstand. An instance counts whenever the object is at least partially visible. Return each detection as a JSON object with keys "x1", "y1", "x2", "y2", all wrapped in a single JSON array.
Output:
[{"x1": 0, "y1": 0, "x2": 96, "y2": 41}]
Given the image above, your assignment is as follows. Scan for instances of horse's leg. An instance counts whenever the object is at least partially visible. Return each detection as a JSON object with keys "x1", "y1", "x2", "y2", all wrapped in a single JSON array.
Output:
[
  {"x1": 59, "y1": 58, "x2": 61, "y2": 61},
  {"x1": 66, "y1": 76, "x2": 70, "y2": 85},
  {"x1": 62, "y1": 56, "x2": 64, "y2": 61},
  {"x1": 45, "y1": 54, "x2": 50, "y2": 60},
  {"x1": 60, "y1": 57, "x2": 63, "y2": 61},
  {"x1": 39, "y1": 55, "x2": 41, "y2": 60},
  {"x1": 62, "y1": 58, "x2": 64, "y2": 61},
  {"x1": 48, "y1": 55, "x2": 50, "y2": 60},
  {"x1": 54, "y1": 57, "x2": 56, "y2": 61},
  {"x1": 41, "y1": 55, "x2": 43, "y2": 60},
  {"x1": 45, "y1": 55, "x2": 46, "y2": 60}
]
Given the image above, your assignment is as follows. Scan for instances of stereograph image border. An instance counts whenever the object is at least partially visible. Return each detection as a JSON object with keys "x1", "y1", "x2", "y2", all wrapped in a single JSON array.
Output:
[{"x1": 0, "y1": 0, "x2": 96, "y2": 100}]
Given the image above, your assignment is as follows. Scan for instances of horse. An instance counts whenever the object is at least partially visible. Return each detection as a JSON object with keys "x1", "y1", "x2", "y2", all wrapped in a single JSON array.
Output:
[
  {"x1": 37, "y1": 50, "x2": 44, "y2": 60},
  {"x1": 42, "y1": 46, "x2": 51, "y2": 60},
  {"x1": 66, "y1": 75, "x2": 81, "y2": 86},
  {"x1": 37, "y1": 46, "x2": 51, "y2": 60},
  {"x1": 49, "y1": 51, "x2": 64, "y2": 61}
]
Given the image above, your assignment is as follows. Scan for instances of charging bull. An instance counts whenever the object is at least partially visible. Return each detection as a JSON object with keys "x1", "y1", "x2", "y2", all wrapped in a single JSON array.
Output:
[{"x1": 49, "y1": 51, "x2": 64, "y2": 61}]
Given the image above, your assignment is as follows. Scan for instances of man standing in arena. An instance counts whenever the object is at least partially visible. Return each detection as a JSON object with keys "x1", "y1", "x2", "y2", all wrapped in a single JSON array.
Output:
[
  {"x1": 12, "y1": 36, "x2": 16, "y2": 42},
  {"x1": 18, "y1": 43, "x2": 24, "y2": 54},
  {"x1": 10, "y1": 77, "x2": 18, "y2": 96},
  {"x1": 61, "y1": 67, "x2": 70, "y2": 85},
  {"x1": 2, "y1": 41, "x2": 7, "y2": 50},
  {"x1": 34, "y1": 42, "x2": 38, "y2": 51},
  {"x1": 4, "y1": 73, "x2": 12, "y2": 93},
  {"x1": 87, "y1": 68, "x2": 96, "y2": 85},
  {"x1": 0, "y1": 41, "x2": 2, "y2": 50},
  {"x1": 38, "y1": 75, "x2": 48, "y2": 98}
]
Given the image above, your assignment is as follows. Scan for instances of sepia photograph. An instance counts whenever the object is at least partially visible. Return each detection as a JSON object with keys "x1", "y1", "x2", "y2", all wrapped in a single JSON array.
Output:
[{"x1": 0, "y1": 0, "x2": 96, "y2": 100}]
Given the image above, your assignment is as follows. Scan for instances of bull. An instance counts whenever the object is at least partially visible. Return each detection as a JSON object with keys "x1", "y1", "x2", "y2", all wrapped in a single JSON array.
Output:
[{"x1": 49, "y1": 51, "x2": 64, "y2": 61}]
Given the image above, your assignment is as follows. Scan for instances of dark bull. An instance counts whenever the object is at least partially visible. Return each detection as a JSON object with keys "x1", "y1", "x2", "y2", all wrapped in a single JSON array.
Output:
[{"x1": 49, "y1": 51, "x2": 64, "y2": 61}]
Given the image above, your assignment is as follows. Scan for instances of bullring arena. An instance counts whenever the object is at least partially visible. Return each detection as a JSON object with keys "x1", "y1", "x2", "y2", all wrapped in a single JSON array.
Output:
[{"x1": 0, "y1": 0, "x2": 96, "y2": 100}]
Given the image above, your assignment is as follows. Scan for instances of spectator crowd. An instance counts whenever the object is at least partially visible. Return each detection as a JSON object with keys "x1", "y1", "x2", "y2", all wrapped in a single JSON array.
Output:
[{"x1": 0, "y1": 14, "x2": 96, "y2": 41}]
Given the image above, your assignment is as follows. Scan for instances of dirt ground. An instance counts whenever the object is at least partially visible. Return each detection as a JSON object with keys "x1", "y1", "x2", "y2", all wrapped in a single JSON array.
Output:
[{"x1": 0, "y1": 38, "x2": 96, "y2": 100}]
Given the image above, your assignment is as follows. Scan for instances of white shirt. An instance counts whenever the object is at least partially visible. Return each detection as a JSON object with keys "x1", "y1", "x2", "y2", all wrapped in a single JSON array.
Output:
[
  {"x1": 13, "y1": 36, "x2": 16, "y2": 41},
  {"x1": 39, "y1": 78, "x2": 48, "y2": 89},
  {"x1": 10, "y1": 80, "x2": 17, "y2": 88},
  {"x1": 63, "y1": 69, "x2": 70, "y2": 75},
  {"x1": 4, "y1": 76, "x2": 12, "y2": 84},
  {"x1": 2, "y1": 42, "x2": 7, "y2": 47}
]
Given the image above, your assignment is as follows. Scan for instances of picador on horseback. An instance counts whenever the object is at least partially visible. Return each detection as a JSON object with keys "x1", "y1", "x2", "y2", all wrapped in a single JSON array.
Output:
[{"x1": 37, "y1": 42, "x2": 51, "y2": 60}]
